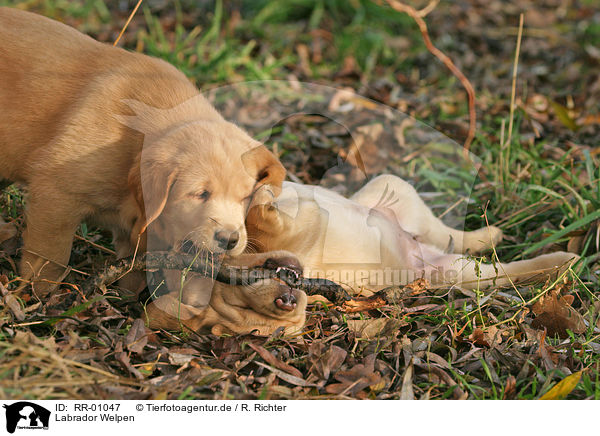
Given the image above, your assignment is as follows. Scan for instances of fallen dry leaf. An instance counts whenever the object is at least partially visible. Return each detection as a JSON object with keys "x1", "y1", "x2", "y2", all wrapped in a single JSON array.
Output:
[
  {"x1": 502, "y1": 375, "x2": 517, "y2": 400},
  {"x1": 168, "y1": 352, "x2": 198, "y2": 366},
  {"x1": 248, "y1": 342, "x2": 303, "y2": 379},
  {"x1": 325, "y1": 354, "x2": 383, "y2": 398},
  {"x1": 468, "y1": 326, "x2": 502, "y2": 348},
  {"x1": 393, "y1": 118, "x2": 416, "y2": 148},
  {"x1": 531, "y1": 289, "x2": 586, "y2": 338},
  {"x1": 347, "y1": 318, "x2": 403, "y2": 340},
  {"x1": 3, "y1": 293, "x2": 25, "y2": 321},
  {"x1": 539, "y1": 371, "x2": 582, "y2": 400},
  {"x1": 535, "y1": 330, "x2": 560, "y2": 370},
  {"x1": 403, "y1": 278, "x2": 430, "y2": 294},
  {"x1": 0, "y1": 218, "x2": 17, "y2": 244},
  {"x1": 399, "y1": 360, "x2": 414, "y2": 400},
  {"x1": 308, "y1": 343, "x2": 347, "y2": 382},
  {"x1": 341, "y1": 294, "x2": 387, "y2": 313},
  {"x1": 125, "y1": 319, "x2": 149, "y2": 353},
  {"x1": 328, "y1": 87, "x2": 356, "y2": 112},
  {"x1": 577, "y1": 113, "x2": 600, "y2": 126},
  {"x1": 295, "y1": 43, "x2": 312, "y2": 77},
  {"x1": 344, "y1": 123, "x2": 387, "y2": 174},
  {"x1": 254, "y1": 361, "x2": 313, "y2": 387},
  {"x1": 116, "y1": 349, "x2": 144, "y2": 379},
  {"x1": 567, "y1": 234, "x2": 585, "y2": 254},
  {"x1": 417, "y1": 363, "x2": 467, "y2": 400}
]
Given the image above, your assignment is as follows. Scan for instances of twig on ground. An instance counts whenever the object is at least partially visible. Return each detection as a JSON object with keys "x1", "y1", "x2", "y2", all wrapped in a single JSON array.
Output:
[
  {"x1": 383, "y1": 0, "x2": 476, "y2": 158},
  {"x1": 74, "y1": 234, "x2": 116, "y2": 255},
  {"x1": 88, "y1": 253, "x2": 432, "y2": 309},
  {"x1": 85, "y1": 251, "x2": 351, "y2": 303},
  {"x1": 339, "y1": 278, "x2": 430, "y2": 312}
]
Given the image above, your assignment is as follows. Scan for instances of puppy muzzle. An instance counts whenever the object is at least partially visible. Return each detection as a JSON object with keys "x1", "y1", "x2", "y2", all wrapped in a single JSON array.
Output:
[{"x1": 274, "y1": 287, "x2": 298, "y2": 312}]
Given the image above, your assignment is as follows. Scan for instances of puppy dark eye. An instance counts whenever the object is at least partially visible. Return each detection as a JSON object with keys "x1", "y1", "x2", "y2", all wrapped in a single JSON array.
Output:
[{"x1": 190, "y1": 190, "x2": 211, "y2": 201}]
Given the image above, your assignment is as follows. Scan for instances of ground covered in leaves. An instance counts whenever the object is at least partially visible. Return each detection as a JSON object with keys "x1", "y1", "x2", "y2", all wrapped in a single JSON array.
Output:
[{"x1": 0, "y1": 0, "x2": 599, "y2": 399}]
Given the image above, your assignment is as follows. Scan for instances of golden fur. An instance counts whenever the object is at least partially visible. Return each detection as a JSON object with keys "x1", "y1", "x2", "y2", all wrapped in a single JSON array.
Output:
[
  {"x1": 0, "y1": 8, "x2": 284, "y2": 298},
  {"x1": 153, "y1": 174, "x2": 578, "y2": 336},
  {"x1": 245, "y1": 176, "x2": 578, "y2": 291},
  {"x1": 0, "y1": 8, "x2": 578, "y2": 336},
  {"x1": 145, "y1": 251, "x2": 307, "y2": 335}
]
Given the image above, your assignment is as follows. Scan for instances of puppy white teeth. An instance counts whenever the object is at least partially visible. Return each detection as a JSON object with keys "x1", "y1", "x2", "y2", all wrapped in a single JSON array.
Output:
[{"x1": 275, "y1": 267, "x2": 300, "y2": 284}]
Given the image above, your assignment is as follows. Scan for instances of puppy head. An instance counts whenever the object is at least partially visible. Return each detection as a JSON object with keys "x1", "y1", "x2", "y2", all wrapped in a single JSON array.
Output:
[
  {"x1": 210, "y1": 251, "x2": 307, "y2": 335},
  {"x1": 128, "y1": 120, "x2": 285, "y2": 255},
  {"x1": 147, "y1": 252, "x2": 307, "y2": 336},
  {"x1": 232, "y1": 253, "x2": 306, "y2": 319}
]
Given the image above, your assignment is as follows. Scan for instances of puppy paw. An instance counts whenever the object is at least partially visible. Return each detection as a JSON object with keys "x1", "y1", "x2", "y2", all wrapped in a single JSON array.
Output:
[
  {"x1": 250, "y1": 184, "x2": 276, "y2": 207},
  {"x1": 545, "y1": 251, "x2": 580, "y2": 277},
  {"x1": 488, "y1": 225, "x2": 504, "y2": 247},
  {"x1": 463, "y1": 225, "x2": 504, "y2": 254},
  {"x1": 247, "y1": 185, "x2": 283, "y2": 231}
]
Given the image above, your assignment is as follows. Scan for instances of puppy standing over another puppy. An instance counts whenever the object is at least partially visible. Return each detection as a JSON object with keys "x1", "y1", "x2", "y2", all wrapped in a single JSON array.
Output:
[{"x1": 0, "y1": 8, "x2": 580, "y2": 336}]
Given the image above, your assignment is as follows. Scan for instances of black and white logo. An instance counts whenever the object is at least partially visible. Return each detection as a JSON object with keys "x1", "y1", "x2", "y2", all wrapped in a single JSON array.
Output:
[{"x1": 3, "y1": 402, "x2": 50, "y2": 433}]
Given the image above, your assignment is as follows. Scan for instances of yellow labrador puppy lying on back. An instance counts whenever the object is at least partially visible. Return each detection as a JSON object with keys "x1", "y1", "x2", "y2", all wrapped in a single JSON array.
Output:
[
  {"x1": 0, "y1": 8, "x2": 284, "y2": 294},
  {"x1": 246, "y1": 175, "x2": 578, "y2": 291}
]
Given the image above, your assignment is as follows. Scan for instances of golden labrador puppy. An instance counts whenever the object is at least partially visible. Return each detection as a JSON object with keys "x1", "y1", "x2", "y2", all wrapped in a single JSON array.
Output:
[
  {"x1": 0, "y1": 8, "x2": 284, "y2": 294},
  {"x1": 145, "y1": 251, "x2": 307, "y2": 335},
  {"x1": 246, "y1": 175, "x2": 578, "y2": 291}
]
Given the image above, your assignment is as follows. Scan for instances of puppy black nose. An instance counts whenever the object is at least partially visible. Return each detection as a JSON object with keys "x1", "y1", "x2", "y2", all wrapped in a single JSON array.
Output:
[
  {"x1": 214, "y1": 230, "x2": 239, "y2": 250},
  {"x1": 280, "y1": 292, "x2": 296, "y2": 305},
  {"x1": 275, "y1": 291, "x2": 297, "y2": 311}
]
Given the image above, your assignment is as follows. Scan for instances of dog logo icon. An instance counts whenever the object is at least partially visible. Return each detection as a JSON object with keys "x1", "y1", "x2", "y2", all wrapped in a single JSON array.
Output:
[{"x1": 3, "y1": 402, "x2": 50, "y2": 433}]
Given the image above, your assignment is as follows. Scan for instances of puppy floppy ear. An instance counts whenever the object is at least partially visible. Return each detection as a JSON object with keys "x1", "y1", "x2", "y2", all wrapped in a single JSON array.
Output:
[
  {"x1": 242, "y1": 145, "x2": 286, "y2": 196},
  {"x1": 128, "y1": 153, "x2": 178, "y2": 235}
]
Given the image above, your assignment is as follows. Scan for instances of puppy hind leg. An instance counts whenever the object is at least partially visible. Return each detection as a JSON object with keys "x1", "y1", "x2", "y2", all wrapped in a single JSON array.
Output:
[
  {"x1": 424, "y1": 250, "x2": 578, "y2": 289},
  {"x1": 351, "y1": 174, "x2": 502, "y2": 254},
  {"x1": 487, "y1": 252, "x2": 579, "y2": 286}
]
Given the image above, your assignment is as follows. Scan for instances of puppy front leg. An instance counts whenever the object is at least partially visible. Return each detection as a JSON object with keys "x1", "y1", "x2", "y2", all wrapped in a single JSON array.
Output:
[
  {"x1": 112, "y1": 229, "x2": 148, "y2": 295},
  {"x1": 145, "y1": 292, "x2": 208, "y2": 331},
  {"x1": 19, "y1": 190, "x2": 85, "y2": 295}
]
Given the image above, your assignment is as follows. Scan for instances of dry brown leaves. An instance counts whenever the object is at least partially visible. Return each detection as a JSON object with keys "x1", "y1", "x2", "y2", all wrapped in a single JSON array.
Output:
[
  {"x1": 324, "y1": 354, "x2": 383, "y2": 399},
  {"x1": 340, "y1": 278, "x2": 430, "y2": 313},
  {"x1": 248, "y1": 342, "x2": 303, "y2": 379},
  {"x1": 308, "y1": 343, "x2": 347, "y2": 385},
  {"x1": 531, "y1": 288, "x2": 586, "y2": 338},
  {"x1": 468, "y1": 326, "x2": 502, "y2": 348},
  {"x1": 125, "y1": 318, "x2": 149, "y2": 353},
  {"x1": 347, "y1": 318, "x2": 406, "y2": 340}
]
